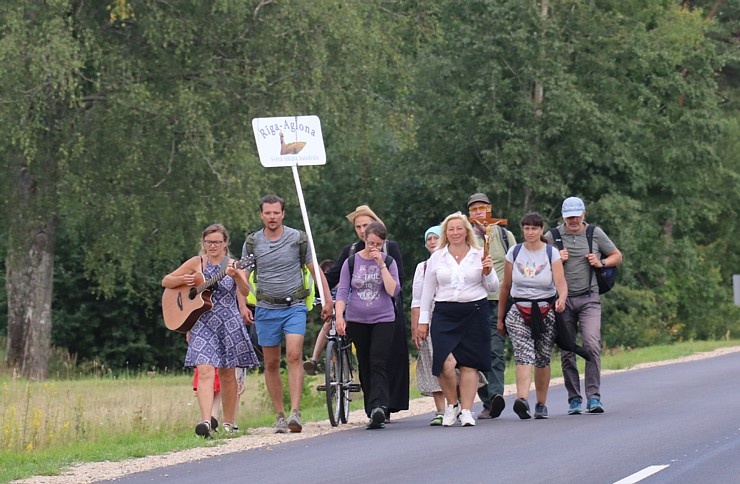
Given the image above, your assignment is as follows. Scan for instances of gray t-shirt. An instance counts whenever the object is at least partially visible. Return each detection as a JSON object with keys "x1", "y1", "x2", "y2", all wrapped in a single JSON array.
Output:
[
  {"x1": 544, "y1": 223, "x2": 617, "y2": 296},
  {"x1": 506, "y1": 244, "x2": 560, "y2": 300},
  {"x1": 242, "y1": 226, "x2": 313, "y2": 309}
]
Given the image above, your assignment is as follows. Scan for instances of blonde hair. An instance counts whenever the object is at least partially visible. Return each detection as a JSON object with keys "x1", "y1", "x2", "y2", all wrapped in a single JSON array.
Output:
[
  {"x1": 199, "y1": 223, "x2": 231, "y2": 256},
  {"x1": 437, "y1": 212, "x2": 480, "y2": 250}
]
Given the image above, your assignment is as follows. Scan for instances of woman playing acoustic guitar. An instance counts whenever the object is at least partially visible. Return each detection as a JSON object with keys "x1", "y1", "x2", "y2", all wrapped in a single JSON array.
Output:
[{"x1": 162, "y1": 224, "x2": 259, "y2": 437}]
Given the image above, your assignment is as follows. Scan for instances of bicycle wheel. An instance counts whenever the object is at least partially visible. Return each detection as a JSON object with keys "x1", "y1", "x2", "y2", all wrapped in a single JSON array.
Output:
[
  {"x1": 339, "y1": 341, "x2": 352, "y2": 424},
  {"x1": 324, "y1": 339, "x2": 342, "y2": 427}
]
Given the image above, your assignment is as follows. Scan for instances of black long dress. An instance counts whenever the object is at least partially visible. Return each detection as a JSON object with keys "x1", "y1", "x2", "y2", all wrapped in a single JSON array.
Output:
[{"x1": 326, "y1": 239, "x2": 410, "y2": 414}]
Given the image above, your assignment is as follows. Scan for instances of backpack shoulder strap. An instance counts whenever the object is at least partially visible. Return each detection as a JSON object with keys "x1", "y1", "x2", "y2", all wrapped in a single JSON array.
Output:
[
  {"x1": 347, "y1": 242, "x2": 359, "y2": 278},
  {"x1": 298, "y1": 230, "x2": 308, "y2": 266},
  {"x1": 546, "y1": 244, "x2": 553, "y2": 267},
  {"x1": 244, "y1": 232, "x2": 257, "y2": 280},
  {"x1": 586, "y1": 224, "x2": 596, "y2": 253},
  {"x1": 499, "y1": 226, "x2": 510, "y2": 253},
  {"x1": 549, "y1": 228, "x2": 563, "y2": 250},
  {"x1": 512, "y1": 243, "x2": 523, "y2": 262},
  {"x1": 244, "y1": 232, "x2": 256, "y2": 255}
]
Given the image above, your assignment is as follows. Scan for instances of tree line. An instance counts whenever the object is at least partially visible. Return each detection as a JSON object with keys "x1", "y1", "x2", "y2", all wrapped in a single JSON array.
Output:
[{"x1": 1, "y1": 0, "x2": 738, "y2": 378}]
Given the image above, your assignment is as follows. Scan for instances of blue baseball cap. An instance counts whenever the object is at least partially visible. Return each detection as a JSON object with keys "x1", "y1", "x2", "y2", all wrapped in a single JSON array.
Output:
[
  {"x1": 424, "y1": 225, "x2": 441, "y2": 244},
  {"x1": 562, "y1": 197, "x2": 586, "y2": 218}
]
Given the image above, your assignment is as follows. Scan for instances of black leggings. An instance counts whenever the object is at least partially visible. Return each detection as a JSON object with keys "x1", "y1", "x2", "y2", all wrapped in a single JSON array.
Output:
[{"x1": 346, "y1": 321, "x2": 395, "y2": 417}]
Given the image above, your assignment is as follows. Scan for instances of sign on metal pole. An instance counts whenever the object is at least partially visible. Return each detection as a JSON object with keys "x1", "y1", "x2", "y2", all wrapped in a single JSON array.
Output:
[
  {"x1": 734, "y1": 275, "x2": 740, "y2": 306},
  {"x1": 252, "y1": 115, "x2": 326, "y2": 167},
  {"x1": 251, "y1": 115, "x2": 328, "y2": 306}
]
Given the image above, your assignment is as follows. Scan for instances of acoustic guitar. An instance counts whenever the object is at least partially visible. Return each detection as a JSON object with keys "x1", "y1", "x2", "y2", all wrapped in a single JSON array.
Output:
[{"x1": 161, "y1": 256, "x2": 255, "y2": 333}]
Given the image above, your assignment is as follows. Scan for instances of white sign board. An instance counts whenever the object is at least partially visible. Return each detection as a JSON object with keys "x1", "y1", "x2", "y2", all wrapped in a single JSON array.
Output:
[
  {"x1": 251, "y1": 116, "x2": 326, "y2": 167},
  {"x1": 734, "y1": 274, "x2": 740, "y2": 306}
]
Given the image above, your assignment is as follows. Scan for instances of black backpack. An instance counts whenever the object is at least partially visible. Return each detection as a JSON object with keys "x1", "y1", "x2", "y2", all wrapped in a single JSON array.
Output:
[{"x1": 549, "y1": 225, "x2": 617, "y2": 295}]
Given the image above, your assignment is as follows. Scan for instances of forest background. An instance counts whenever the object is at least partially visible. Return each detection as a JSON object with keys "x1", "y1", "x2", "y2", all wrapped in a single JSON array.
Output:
[{"x1": 0, "y1": 0, "x2": 738, "y2": 379}]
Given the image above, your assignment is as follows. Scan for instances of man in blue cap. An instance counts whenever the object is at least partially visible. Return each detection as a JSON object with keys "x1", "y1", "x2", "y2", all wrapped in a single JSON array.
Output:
[
  {"x1": 467, "y1": 193, "x2": 516, "y2": 419},
  {"x1": 545, "y1": 197, "x2": 622, "y2": 414}
]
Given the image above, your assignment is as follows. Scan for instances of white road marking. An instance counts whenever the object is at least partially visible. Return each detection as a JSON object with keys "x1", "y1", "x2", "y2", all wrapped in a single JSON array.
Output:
[{"x1": 613, "y1": 465, "x2": 670, "y2": 484}]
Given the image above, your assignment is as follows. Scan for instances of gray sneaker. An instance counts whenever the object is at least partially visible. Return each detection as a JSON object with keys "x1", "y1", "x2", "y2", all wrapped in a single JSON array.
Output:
[
  {"x1": 274, "y1": 416, "x2": 289, "y2": 434},
  {"x1": 287, "y1": 410, "x2": 302, "y2": 433},
  {"x1": 534, "y1": 403, "x2": 549, "y2": 419}
]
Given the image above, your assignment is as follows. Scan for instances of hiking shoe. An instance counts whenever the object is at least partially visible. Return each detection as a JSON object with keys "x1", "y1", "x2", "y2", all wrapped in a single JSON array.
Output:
[
  {"x1": 287, "y1": 410, "x2": 303, "y2": 433},
  {"x1": 194, "y1": 420, "x2": 211, "y2": 438},
  {"x1": 587, "y1": 397, "x2": 604, "y2": 414},
  {"x1": 568, "y1": 397, "x2": 583, "y2": 415},
  {"x1": 460, "y1": 409, "x2": 476, "y2": 427},
  {"x1": 222, "y1": 422, "x2": 236, "y2": 433},
  {"x1": 534, "y1": 403, "x2": 549, "y2": 419},
  {"x1": 489, "y1": 394, "x2": 506, "y2": 419},
  {"x1": 429, "y1": 413, "x2": 444, "y2": 426},
  {"x1": 442, "y1": 403, "x2": 461, "y2": 427},
  {"x1": 367, "y1": 407, "x2": 386, "y2": 429},
  {"x1": 513, "y1": 398, "x2": 532, "y2": 420},
  {"x1": 274, "y1": 416, "x2": 289, "y2": 434},
  {"x1": 303, "y1": 359, "x2": 318, "y2": 376},
  {"x1": 210, "y1": 416, "x2": 219, "y2": 433},
  {"x1": 477, "y1": 407, "x2": 492, "y2": 419}
]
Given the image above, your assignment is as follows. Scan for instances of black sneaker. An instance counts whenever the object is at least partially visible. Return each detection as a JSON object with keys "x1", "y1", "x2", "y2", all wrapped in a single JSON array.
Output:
[
  {"x1": 534, "y1": 403, "x2": 549, "y2": 419},
  {"x1": 195, "y1": 420, "x2": 211, "y2": 438},
  {"x1": 367, "y1": 407, "x2": 386, "y2": 429},
  {"x1": 489, "y1": 394, "x2": 506, "y2": 419},
  {"x1": 513, "y1": 398, "x2": 532, "y2": 420},
  {"x1": 210, "y1": 416, "x2": 219, "y2": 433}
]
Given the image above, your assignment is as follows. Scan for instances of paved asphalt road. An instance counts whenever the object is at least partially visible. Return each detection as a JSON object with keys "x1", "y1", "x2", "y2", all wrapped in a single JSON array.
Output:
[{"x1": 107, "y1": 352, "x2": 740, "y2": 484}]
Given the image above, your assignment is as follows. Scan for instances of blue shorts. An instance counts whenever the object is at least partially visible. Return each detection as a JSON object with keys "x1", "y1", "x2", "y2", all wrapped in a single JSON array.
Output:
[{"x1": 254, "y1": 305, "x2": 308, "y2": 346}]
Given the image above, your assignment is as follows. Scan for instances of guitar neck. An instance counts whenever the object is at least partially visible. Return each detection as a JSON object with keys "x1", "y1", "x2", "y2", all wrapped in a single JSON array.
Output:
[
  {"x1": 195, "y1": 256, "x2": 253, "y2": 293},
  {"x1": 197, "y1": 267, "x2": 228, "y2": 293}
]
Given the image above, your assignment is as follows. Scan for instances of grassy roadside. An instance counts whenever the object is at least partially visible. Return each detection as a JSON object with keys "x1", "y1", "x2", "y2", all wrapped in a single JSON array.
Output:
[{"x1": 2, "y1": 339, "x2": 739, "y2": 483}]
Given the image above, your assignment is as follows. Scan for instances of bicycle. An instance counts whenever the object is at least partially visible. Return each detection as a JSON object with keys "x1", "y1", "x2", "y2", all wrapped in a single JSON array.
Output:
[{"x1": 316, "y1": 312, "x2": 361, "y2": 426}]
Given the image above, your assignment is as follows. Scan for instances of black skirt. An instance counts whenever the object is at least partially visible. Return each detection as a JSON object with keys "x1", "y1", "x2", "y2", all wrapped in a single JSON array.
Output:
[
  {"x1": 430, "y1": 299, "x2": 491, "y2": 376},
  {"x1": 387, "y1": 292, "x2": 410, "y2": 412}
]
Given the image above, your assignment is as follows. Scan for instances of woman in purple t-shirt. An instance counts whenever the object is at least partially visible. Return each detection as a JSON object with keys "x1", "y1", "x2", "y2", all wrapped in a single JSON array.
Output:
[{"x1": 335, "y1": 221, "x2": 400, "y2": 429}]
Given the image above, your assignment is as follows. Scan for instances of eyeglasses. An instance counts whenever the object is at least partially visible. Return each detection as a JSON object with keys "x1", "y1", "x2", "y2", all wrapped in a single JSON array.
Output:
[
  {"x1": 203, "y1": 240, "x2": 225, "y2": 247},
  {"x1": 469, "y1": 206, "x2": 490, "y2": 213},
  {"x1": 365, "y1": 241, "x2": 384, "y2": 249}
]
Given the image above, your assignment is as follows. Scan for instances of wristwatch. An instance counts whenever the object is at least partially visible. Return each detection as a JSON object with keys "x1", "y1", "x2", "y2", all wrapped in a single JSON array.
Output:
[{"x1": 600, "y1": 259, "x2": 607, "y2": 268}]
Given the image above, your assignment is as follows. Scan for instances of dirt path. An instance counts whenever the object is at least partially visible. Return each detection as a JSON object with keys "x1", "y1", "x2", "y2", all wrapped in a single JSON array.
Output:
[{"x1": 15, "y1": 346, "x2": 740, "y2": 484}]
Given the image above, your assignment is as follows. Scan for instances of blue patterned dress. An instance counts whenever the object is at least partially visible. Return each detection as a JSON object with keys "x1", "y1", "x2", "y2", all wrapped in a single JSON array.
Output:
[{"x1": 184, "y1": 258, "x2": 259, "y2": 369}]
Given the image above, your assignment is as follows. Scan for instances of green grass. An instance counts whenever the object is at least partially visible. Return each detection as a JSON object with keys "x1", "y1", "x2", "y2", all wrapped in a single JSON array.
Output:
[{"x1": 1, "y1": 339, "x2": 738, "y2": 483}]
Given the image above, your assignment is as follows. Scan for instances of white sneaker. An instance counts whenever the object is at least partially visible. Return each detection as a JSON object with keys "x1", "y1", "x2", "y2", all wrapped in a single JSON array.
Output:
[
  {"x1": 442, "y1": 403, "x2": 461, "y2": 427},
  {"x1": 460, "y1": 409, "x2": 475, "y2": 427}
]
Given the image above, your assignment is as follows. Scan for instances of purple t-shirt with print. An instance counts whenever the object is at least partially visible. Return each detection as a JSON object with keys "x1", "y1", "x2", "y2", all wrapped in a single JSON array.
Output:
[{"x1": 335, "y1": 252, "x2": 400, "y2": 323}]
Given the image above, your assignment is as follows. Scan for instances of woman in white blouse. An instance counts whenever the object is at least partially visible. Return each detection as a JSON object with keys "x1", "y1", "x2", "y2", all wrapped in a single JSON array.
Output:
[{"x1": 417, "y1": 212, "x2": 499, "y2": 427}]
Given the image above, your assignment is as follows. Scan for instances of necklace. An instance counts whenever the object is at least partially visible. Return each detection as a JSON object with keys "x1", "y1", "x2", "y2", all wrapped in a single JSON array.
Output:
[{"x1": 449, "y1": 245, "x2": 468, "y2": 261}]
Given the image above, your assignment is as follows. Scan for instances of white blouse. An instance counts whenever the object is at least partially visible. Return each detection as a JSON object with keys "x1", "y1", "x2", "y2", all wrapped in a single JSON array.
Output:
[
  {"x1": 410, "y1": 260, "x2": 427, "y2": 309},
  {"x1": 418, "y1": 245, "x2": 499, "y2": 325}
]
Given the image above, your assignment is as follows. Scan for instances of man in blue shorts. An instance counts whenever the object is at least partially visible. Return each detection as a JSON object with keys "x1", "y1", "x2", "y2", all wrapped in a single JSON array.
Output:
[{"x1": 243, "y1": 195, "x2": 333, "y2": 433}]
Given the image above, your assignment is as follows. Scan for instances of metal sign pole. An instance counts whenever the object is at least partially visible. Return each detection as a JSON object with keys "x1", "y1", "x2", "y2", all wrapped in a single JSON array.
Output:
[{"x1": 291, "y1": 163, "x2": 325, "y2": 305}]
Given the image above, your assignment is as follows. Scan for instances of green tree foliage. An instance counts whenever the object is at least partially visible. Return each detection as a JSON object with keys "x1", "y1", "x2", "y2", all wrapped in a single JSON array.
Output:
[
  {"x1": 1, "y1": 1, "x2": 738, "y2": 374},
  {"x1": 397, "y1": 0, "x2": 739, "y2": 346}
]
